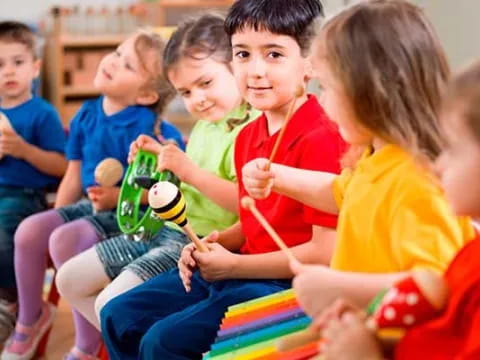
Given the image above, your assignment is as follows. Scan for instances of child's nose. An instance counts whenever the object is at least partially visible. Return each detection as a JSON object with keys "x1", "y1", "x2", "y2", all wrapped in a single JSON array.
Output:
[{"x1": 250, "y1": 57, "x2": 267, "y2": 78}]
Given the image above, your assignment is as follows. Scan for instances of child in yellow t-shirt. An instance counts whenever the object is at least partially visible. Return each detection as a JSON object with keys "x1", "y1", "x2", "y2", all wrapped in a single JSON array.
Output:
[{"x1": 242, "y1": 0, "x2": 474, "y2": 320}]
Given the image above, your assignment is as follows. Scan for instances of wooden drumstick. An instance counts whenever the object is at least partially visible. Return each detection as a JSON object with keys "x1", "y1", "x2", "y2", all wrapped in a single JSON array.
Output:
[
  {"x1": 268, "y1": 86, "x2": 305, "y2": 168},
  {"x1": 148, "y1": 181, "x2": 208, "y2": 252},
  {"x1": 241, "y1": 196, "x2": 297, "y2": 263}
]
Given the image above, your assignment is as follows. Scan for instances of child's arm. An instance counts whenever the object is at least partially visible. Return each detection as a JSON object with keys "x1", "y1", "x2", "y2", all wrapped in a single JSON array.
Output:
[
  {"x1": 0, "y1": 128, "x2": 67, "y2": 177},
  {"x1": 242, "y1": 158, "x2": 338, "y2": 214},
  {"x1": 159, "y1": 144, "x2": 238, "y2": 214},
  {"x1": 192, "y1": 225, "x2": 335, "y2": 280},
  {"x1": 54, "y1": 161, "x2": 83, "y2": 208}
]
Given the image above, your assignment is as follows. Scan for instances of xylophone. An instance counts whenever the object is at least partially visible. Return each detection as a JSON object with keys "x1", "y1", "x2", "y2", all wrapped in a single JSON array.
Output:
[
  {"x1": 204, "y1": 289, "x2": 322, "y2": 360},
  {"x1": 205, "y1": 269, "x2": 448, "y2": 360}
]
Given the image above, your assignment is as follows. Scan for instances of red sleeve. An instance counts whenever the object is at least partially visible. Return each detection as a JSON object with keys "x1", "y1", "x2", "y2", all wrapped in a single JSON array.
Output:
[{"x1": 298, "y1": 127, "x2": 345, "y2": 228}]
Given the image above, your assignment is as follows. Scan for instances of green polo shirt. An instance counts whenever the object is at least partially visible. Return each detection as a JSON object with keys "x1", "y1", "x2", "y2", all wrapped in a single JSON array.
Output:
[{"x1": 167, "y1": 104, "x2": 261, "y2": 236}]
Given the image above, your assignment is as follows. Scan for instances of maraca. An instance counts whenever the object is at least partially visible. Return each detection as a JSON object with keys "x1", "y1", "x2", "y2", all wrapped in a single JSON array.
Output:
[
  {"x1": 0, "y1": 112, "x2": 14, "y2": 160},
  {"x1": 94, "y1": 158, "x2": 124, "y2": 187},
  {"x1": 148, "y1": 181, "x2": 208, "y2": 252}
]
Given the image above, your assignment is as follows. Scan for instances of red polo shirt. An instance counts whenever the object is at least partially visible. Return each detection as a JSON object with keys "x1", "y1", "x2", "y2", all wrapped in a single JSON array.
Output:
[
  {"x1": 395, "y1": 234, "x2": 480, "y2": 360},
  {"x1": 234, "y1": 95, "x2": 346, "y2": 255}
]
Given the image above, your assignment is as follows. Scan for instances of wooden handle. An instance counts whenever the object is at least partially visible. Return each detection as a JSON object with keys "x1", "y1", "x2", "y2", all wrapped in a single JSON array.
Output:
[
  {"x1": 184, "y1": 223, "x2": 209, "y2": 253},
  {"x1": 276, "y1": 327, "x2": 321, "y2": 351},
  {"x1": 268, "y1": 86, "x2": 305, "y2": 166},
  {"x1": 241, "y1": 197, "x2": 297, "y2": 263}
]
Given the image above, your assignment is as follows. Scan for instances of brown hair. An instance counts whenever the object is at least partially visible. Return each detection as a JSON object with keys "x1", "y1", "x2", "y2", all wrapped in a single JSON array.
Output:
[
  {"x1": 0, "y1": 21, "x2": 38, "y2": 58},
  {"x1": 133, "y1": 30, "x2": 176, "y2": 136},
  {"x1": 319, "y1": 0, "x2": 450, "y2": 164},
  {"x1": 163, "y1": 13, "x2": 251, "y2": 131},
  {"x1": 442, "y1": 60, "x2": 480, "y2": 144}
]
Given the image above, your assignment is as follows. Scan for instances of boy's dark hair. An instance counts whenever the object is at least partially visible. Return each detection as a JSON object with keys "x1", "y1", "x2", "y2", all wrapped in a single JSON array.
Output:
[
  {"x1": 0, "y1": 21, "x2": 38, "y2": 58},
  {"x1": 224, "y1": 0, "x2": 324, "y2": 56}
]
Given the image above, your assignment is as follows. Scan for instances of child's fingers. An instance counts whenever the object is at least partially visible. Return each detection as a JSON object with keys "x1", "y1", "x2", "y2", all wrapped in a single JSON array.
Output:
[
  {"x1": 289, "y1": 258, "x2": 305, "y2": 275},
  {"x1": 203, "y1": 231, "x2": 219, "y2": 244}
]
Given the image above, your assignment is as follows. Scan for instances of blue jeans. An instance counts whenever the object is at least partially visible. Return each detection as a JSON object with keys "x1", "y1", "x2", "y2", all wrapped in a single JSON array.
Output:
[
  {"x1": 0, "y1": 186, "x2": 47, "y2": 288},
  {"x1": 101, "y1": 269, "x2": 291, "y2": 360}
]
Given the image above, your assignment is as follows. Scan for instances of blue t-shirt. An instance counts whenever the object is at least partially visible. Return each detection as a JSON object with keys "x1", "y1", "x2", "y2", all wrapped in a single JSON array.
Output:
[
  {"x1": 158, "y1": 120, "x2": 186, "y2": 152},
  {"x1": 0, "y1": 96, "x2": 66, "y2": 189},
  {"x1": 66, "y1": 96, "x2": 184, "y2": 192}
]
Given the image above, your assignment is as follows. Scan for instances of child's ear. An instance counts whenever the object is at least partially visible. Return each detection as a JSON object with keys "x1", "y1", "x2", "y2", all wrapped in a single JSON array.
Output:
[
  {"x1": 33, "y1": 59, "x2": 42, "y2": 78},
  {"x1": 136, "y1": 90, "x2": 159, "y2": 107},
  {"x1": 304, "y1": 57, "x2": 314, "y2": 81}
]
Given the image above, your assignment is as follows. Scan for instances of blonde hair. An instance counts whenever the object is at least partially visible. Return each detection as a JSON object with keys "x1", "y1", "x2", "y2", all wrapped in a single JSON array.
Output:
[
  {"x1": 442, "y1": 60, "x2": 480, "y2": 144},
  {"x1": 319, "y1": 0, "x2": 450, "y2": 165},
  {"x1": 133, "y1": 30, "x2": 176, "y2": 136}
]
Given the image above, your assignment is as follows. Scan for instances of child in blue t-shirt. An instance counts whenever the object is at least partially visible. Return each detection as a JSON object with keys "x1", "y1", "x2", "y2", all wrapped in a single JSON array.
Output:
[
  {"x1": 0, "y1": 21, "x2": 67, "y2": 343},
  {"x1": 1, "y1": 30, "x2": 184, "y2": 360}
]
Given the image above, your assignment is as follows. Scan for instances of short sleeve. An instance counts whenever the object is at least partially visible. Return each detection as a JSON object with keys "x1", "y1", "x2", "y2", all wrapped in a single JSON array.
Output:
[
  {"x1": 34, "y1": 108, "x2": 66, "y2": 153},
  {"x1": 391, "y1": 195, "x2": 474, "y2": 273},
  {"x1": 333, "y1": 169, "x2": 353, "y2": 208},
  {"x1": 222, "y1": 142, "x2": 237, "y2": 182},
  {"x1": 65, "y1": 104, "x2": 87, "y2": 160},
  {"x1": 299, "y1": 130, "x2": 344, "y2": 228}
]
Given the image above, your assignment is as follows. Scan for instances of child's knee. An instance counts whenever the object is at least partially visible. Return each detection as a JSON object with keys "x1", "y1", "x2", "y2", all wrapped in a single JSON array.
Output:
[
  {"x1": 14, "y1": 214, "x2": 41, "y2": 250},
  {"x1": 55, "y1": 260, "x2": 78, "y2": 299}
]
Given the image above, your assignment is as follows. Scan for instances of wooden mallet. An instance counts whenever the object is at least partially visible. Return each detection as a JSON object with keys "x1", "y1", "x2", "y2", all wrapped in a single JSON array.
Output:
[
  {"x1": 148, "y1": 181, "x2": 208, "y2": 252},
  {"x1": 0, "y1": 112, "x2": 14, "y2": 160},
  {"x1": 268, "y1": 86, "x2": 305, "y2": 168},
  {"x1": 241, "y1": 196, "x2": 297, "y2": 263}
]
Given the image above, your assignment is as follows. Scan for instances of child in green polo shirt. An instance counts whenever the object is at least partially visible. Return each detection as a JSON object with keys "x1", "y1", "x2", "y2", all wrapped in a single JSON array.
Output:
[{"x1": 56, "y1": 12, "x2": 260, "y2": 336}]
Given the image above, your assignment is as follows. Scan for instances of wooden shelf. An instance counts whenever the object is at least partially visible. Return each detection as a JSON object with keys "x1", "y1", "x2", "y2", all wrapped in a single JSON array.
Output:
[
  {"x1": 60, "y1": 34, "x2": 127, "y2": 48},
  {"x1": 158, "y1": 0, "x2": 234, "y2": 8},
  {"x1": 63, "y1": 86, "x2": 100, "y2": 97}
]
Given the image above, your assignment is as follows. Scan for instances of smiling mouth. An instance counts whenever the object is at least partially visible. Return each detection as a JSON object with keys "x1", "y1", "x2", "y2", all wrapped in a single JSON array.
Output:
[
  {"x1": 199, "y1": 104, "x2": 215, "y2": 113},
  {"x1": 248, "y1": 86, "x2": 272, "y2": 90}
]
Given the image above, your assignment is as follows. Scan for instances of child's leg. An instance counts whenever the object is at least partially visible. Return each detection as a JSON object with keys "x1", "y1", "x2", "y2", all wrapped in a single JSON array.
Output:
[
  {"x1": 56, "y1": 247, "x2": 110, "y2": 328},
  {"x1": 101, "y1": 269, "x2": 290, "y2": 360},
  {"x1": 48, "y1": 219, "x2": 104, "y2": 356},
  {"x1": 94, "y1": 270, "x2": 143, "y2": 326},
  {"x1": 14, "y1": 210, "x2": 65, "y2": 325}
]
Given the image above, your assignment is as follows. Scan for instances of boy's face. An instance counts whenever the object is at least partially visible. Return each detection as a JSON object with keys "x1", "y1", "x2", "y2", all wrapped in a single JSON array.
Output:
[
  {"x1": 94, "y1": 35, "x2": 154, "y2": 105},
  {"x1": 436, "y1": 108, "x2": 480, "y2": 217},
  {"x1": 231, "y1": 28, "x2": 309, "y2": 113},
  {"x1": 0, "y1": 41, "x2": 39, "y2": 107},
  {"x1": 168, "y1": 56, "x2": 241, "y2": 123}
]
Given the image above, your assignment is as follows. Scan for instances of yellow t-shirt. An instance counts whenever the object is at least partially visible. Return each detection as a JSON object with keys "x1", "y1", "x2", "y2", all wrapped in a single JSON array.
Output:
[{"x1": 331, "y1": 144, "x2": 474, "y2": 274}]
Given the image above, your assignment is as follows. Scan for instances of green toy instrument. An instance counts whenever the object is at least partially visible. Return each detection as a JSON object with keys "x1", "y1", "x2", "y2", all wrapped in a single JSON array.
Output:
[{"x1": 117, "y1": 149, "x2": 178, "y2": 241}]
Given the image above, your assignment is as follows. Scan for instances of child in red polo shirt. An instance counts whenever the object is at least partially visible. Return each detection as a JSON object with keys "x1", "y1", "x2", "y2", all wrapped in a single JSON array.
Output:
[
  {"x1": 99, "y1": 1, "x2": 346, "y2": 359},
  {"x1": 303, "y1": 56, "x2": 480, "y2": 360}
]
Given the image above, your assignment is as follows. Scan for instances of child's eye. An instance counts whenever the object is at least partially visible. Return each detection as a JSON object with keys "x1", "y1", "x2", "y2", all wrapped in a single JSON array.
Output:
[
  {"x1": 267, "y1": 51, "x2": 283, "y2": 59},
  {"x1": 201, "y1": 79, "x2": 212, "y2": 88},
  {"x1": 235, "y1": 51, "x2": 249, "y2": 59},
  {"x1": 14, "y1": 59, "x2": 24, "y2": 66},
  {"x1": 180, "y1": 90, "x2": 191, "y2": 98},
  {"x1": 125, "y1": 62, "x2": 134, "y2": 71}
]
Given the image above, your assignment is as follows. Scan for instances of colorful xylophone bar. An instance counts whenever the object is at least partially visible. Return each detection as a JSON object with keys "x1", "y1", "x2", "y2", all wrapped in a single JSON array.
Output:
[{"x1": 204, "y1": 289, "x2": 322, "y2": 360}]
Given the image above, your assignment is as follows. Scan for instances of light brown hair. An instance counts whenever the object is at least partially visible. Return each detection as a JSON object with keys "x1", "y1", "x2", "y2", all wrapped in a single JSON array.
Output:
[
  {"x1": 442, "y1": 60, "x2": 480, "y2": 144},
  {"x1": 319, "y1": 0, "x2": 450, "y2": 163},
  {"x1": 0, "y1": 21, "x2": 38, "y2": 58},
  {"x1": 133, "y1": 30, "x2": 176, "y2": 136}
]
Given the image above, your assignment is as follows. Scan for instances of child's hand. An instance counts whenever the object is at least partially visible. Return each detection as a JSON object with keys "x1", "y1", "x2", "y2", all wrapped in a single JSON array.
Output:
[
  {"x1": 178, "y1": 243, "x2": 198, "y2": 292},
  {"x1": 87, "y1": 186, "x2": 120, "y2": 212},
  {"x1": 313, "y1": 298, "x2": 363, "y2": 330},
  {"x1": 242, "y1": 158, "x2": 274, "y2": 199},
  {"x1": 192, "y1": 232, "x2": 239, "y2": 282},
  {"x1": 322, "y1": 312, "x2": 383, "y2": 360},
  {"x1": 128, "y1": 135, "x2": 162, "y2": 163},
  {"x1": 157, "y1": 144, "x2": 195, "y2": 182},
  {"x1": 290, "y1": 260, "x2": 340, "y2": 319},
  {"x1": 0, "y1": 128, "x2": 29, "y2": 159}
]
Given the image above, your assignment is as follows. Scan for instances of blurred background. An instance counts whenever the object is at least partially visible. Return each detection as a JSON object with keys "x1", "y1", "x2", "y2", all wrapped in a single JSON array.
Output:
[{"x1": 0, "y1": 0, "x2": 478, "y2": 134}]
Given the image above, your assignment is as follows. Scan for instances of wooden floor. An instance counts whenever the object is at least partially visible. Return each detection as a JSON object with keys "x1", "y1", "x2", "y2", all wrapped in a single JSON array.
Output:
[{"x1": 42, "y1": 298, "x2": 75, "y2": 360}]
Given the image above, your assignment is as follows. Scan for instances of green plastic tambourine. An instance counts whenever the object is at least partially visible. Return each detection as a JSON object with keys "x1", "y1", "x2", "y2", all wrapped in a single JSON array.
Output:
[{"x1": 117, "y1": 149, "x2": 179, "y2": 241}]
